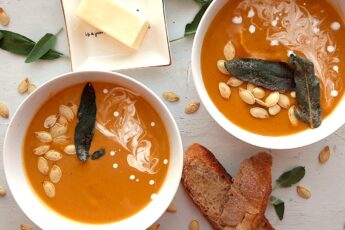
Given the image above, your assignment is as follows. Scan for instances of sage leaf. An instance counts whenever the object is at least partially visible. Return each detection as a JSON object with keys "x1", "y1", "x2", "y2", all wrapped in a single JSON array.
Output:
[
  {"x1": 25, "y1": 33, "x2": 57, "y2": 63},
  {"x1": 270, "y1": 196, "x2": 285, "y2": 220},
  {"x1": 276, "y1": 166, "x2": 305, "y2": 188},
  {"x1": 289, "y1": 55, "x2": 322, "y2": 128},
  {"x1": 91, "y1": 148, "x2": 105, "y2": 160},
  {"x1": 225, "y1": 58, "x2": 295, "y2": 90},
  {"x1": 0, "y1": 31, "x2": 3, "y2": 40},
  {"x1": 184, "y1": 2, "x2": 211, "y2": 36},
  {"x1": 195, "y1": 0, "x2": 212, "y2": 6}
]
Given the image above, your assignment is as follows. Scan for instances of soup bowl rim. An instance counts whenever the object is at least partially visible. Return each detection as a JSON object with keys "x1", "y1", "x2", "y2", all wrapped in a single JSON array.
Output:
[{"x1": 3, "y1": 70, "x2": 183, "y2": 230}]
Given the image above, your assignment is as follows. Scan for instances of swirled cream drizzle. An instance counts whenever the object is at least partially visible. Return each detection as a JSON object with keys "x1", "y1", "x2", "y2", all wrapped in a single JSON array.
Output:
[
  {"x1": 237, "y1": 0, "x2": 342, "y2": 107},
  {"x1": 96, "y1": 87, "x2": 159, "y2": 174}
]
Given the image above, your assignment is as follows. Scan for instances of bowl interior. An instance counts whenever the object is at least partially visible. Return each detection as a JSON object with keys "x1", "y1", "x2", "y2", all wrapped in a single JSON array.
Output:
[
  {"x1": 192, "y1": 0, "x2": 345, "y2": 149},
  {"x1": 3, "y1": 71, "x2": 183, "y2": 230}
]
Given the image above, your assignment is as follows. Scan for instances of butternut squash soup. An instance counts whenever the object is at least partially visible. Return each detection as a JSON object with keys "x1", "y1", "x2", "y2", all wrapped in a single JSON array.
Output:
[
  {"x1": 23, "y1": 82, "x2": 170, "y2": 223},
  {"x1": 201, "y1": 0, "x2": 345, "y2": 136}
]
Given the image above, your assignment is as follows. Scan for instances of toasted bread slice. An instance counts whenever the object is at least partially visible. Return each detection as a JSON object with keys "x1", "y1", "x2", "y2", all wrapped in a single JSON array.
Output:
[{"x1": 182, "y1": 144, "x2": 273, "y2": 230}]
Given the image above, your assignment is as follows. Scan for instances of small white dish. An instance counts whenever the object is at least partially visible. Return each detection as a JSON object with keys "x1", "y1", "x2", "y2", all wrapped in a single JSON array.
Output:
[
  {"x1": 61, "y1": 0, "x2": 171, "y2": 71},
  {"x1": 3, "y1": 71, "x2": 183, "y2": 230},
  {"x1": 192, "y1": 0, "x2": 345, "y2": 149}
]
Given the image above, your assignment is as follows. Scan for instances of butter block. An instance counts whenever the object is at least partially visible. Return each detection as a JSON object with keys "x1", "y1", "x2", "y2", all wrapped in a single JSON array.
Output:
[{"x1": 77, "y1": 0, "x2": 149, "y2": 50}]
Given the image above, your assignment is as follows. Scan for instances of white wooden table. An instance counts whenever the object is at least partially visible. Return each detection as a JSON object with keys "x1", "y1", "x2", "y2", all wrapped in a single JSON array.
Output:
[{"x1": 1, "y1": 0, "x2": 345, "y2": 229}]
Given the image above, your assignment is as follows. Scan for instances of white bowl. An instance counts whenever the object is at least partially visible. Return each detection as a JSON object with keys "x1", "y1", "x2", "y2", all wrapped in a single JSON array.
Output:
[
  {"x1": 192, "y1": 0, "x2": 345, "y2": 149},
  {"x1": 3, "y1": 71, "x2": 183, "y2": 230}
]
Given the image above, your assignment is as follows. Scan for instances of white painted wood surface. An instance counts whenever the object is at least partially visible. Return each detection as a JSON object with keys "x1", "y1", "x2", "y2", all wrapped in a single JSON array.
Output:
[{"x1": 0, "y1": 0, "x2": 345, "y2": 229}]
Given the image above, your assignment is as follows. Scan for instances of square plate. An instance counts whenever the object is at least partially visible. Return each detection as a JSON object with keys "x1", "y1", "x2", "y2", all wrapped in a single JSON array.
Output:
[{"x1": 61, "y1": 0, "x2": 171, "y2": 71}]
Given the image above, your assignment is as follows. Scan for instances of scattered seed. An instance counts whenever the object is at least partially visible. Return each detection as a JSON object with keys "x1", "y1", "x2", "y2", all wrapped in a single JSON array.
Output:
[
  {"x1": 59, "y1": 105, "x2": 74, "y2": 121},
  {"x1": 265, "y1": 91, "x2": 280, "y2": 107},
  {"x1": 288, "y1": 106, "x2": 298, "y2": 126},
  {"x1": 57, "y1": 115, "x2": 68, "y2": 126},
  {"x1": 189, "y1": 219, "x2": 200, "y2": 230},
  {"x1": 53, "y1": 135, "x2": 70, "y2": 145},
  {"x1": 44, "y1": 114, "x2": 58, "y2": 129},
  {"x1": 0, "y1": 185, "x2": 6, "y2": 197},
  {"x1": 50, "y1": 123, "x2": 67, "y2": 138},
  {"x1": 67, "y1": 102, "x2": 78, "y2": 115},
  {"x1": 64, "y1": 144, "x2": 76, "y2": 155},
  {"x1": 219, "y1": 82, "x2": 231, "y2": 99},
  {"x1": 184, "y1": 102, "x2": 200, "y2": 114},
  {"x1": 37, "y1": 157, "x2": 49, "y2": 175},
  {"x1": 44, "y1": 150, "x2": 62, "y2": 161},
  {"x1": 278, "y1": 94, "x2": 290, "y2": 109},
  {"x1": 319, "y1": 146, "x2": 330, "y2": 164},
  {"x1": 43, "y1": 181, "x2": 55, "y2": 198},
  {"x1": 290, "y1": 91, "x2": 296, "y2": 98},
  {"x1": 147, "y1": 224, "x2": 160, "y2": 230},
  {"x1": 216, "y1": 60, "x2": 229, "y2": 75},
  {"x1": 247, "y1": 83, "x2": 256, "y2": 91},
  {"x1": 250, "y1": 107, "x2": 269, "y2": 119},
  {"x1": 49, "y1": 165, "x2": 62, "y2": 183},
  {"x1": 227, "y1": 77, "x2": 243, "y2": 87},
  {"x1": 223, "y1": 40, "x2": 236, "y2": 60},
  {"x1": 35, "y1": 131, "x2": 52, "y2": 143},
  {"x1": 252, "y1": 87, "x2": 265, "y2": 99},
  {"x1": 0, "y1": 101, "x2": 9, "y2": 118},
  {"x1": 18, "y1": 78, "x2": 29, "y2": 94},
  {"x1": 33, "y1": 145, "x2": 50, "y2": 155},
  {"x1": 239, "y1": 89, "x2": 255, "y2": 105},
  {"x1": 27, "y1": 84, "x2": 36, "y2": 93},
  {"x1": 0, "y1": 8, "x2": 9, "y2": 26},
  {"x1": 296, "y1": 185, "x2": 311, "y2": 199},
  {"x1": 268, "y1": 104, "x2": 281, "y2": 116},
  {"x1": 166, "y1": 203, "x2": 177, "y2": 213},
  {"x1": 255, "y1": 98, "x2": 267, "y2": 107},
  {"x1": 20, "y1": 224, "x2": 31, "y2": 230},
  {"x1": 163, "y1": 91, "x2": 179, "y2": 102}
]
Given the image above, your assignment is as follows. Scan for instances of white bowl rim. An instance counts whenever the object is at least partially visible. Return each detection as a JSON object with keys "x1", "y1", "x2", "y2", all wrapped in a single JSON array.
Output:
[
  {"x1": 3, "y1": 70, "x2": 183, "y2": 230},
  {"x1": 191, "y1": 0, "x2": 345, "y2": 149}
]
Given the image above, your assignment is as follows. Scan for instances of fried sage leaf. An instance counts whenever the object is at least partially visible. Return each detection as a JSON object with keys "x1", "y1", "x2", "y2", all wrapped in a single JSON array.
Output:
[
  {"x1": 224, "y1": 58, "x2": 295, "y2": 90},
  {"x1": 269, "y1": 196, "x2": 285, "y2": 220},
  {"x1": 74, "y1": 82, "x2": 96, "y2": 162},
  {"x1": 276, "y1": 166, "x2": 305, "y2": 188},
  {"x1": 91, "y1": 148, "x2": 105, "y2": 160},
  {"x1": 289, "y1": 55, "x2": 322, "y2": 128},
  {"x1": 25, "y1": 33, "x2": 57, "y2": 63}
]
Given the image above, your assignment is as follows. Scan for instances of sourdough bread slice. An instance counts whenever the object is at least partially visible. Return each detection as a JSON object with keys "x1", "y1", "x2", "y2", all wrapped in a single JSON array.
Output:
[{"x1": 182, "y1": 144, "x2": 274, "y2": 230}]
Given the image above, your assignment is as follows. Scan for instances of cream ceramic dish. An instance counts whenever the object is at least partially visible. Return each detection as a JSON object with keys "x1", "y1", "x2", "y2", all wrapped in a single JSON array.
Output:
[
  {"x1": 3, "y1": 71, "x2": 183, "y2": 230},
  {"x1": 192, "y1": 0, "x2": 345, "y2": 149}
]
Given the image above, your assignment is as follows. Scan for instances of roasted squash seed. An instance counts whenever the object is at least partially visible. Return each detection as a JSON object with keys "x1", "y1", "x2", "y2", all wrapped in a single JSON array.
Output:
[
  {"x1": 59, "y1": 105, "x2": 74, "y2": 121},
  {"x1": 44, "y1": 150, "x2": 62, "y2": 161},
  {"x1": 163, "y1": 91, "x2": 179, "y2": 102},
  {"x1": 166, "y1": 203, "x2": 177, "y2": 213},
  {"x1": 288, "y1": 106, "x2": 298, "y2": 126},
  {"x1": 268, "y1": 104, "x2": 281, "y2": 116},
  {"x1": 252, "y1": 87, "x2": 265, "y2": 99},
  {"x1": 223, "y1": 40, "x2": 235, "y2": 60},
  {"x1": 50, "y1": 165, "x2": 62, "y2": 184},
  {"x1": 27, "y1": 84, "x2": 36, "y2": 93},
  {"x1": 35, "y1": 131, "x2": 52, "y2": 143},
  {"x1": 33, "y1": 145, "x2": 50, "y2": 156},
  {"x1": 319, "y1": 146, "x2": 330, "y2": 164},
  {"x1": 0, "y1": 101, "x2": 9, "y2": 118},
  {"x1": 219, "y1": 82, "x2": 231, "y2": 99},
  {"x1": 20, "y1": 224, "x2": 31, "y2": 230},
  {"x1": 217, "y1": 60, "x2": 229, "y2": 75},
  {"x1": 0, "y1": 8, "x2": 9, "y2": 26},
  {"x1": 247, "y1": 83, "x2": 256, "y2": 91},
  {"x1": 296, "y1": 185, "x2": 311, "y2": 199},
  {"x1": 50, "y1": 123, "x2": 67, "y2": 138},
  {"x1": 184, "y1": 102, "x2": 200, "y2": 114},
  {"x1": 44, "y1": 115, "x2": 58, "y2": 128},
  {"x1": 18, "y1": 78, "x2": 29, "y2": 94},
  {"x1": 250, "y1": 107, "x2": 269, "y2": 119},
  {"x1": 278, "y1": 94, "x2": 290, "y2": 109},
  {"x1": 147, "y1": 224, "x2": 160, "y2": 230},
  {"x1": 43, "y1": 181, "x2": 55, "y2": 198},
  {"x1": 38, "y1": 157, "x2": 49, "y2": 175},
  {"x1": 0, "y1": 185, "x2": 6, "y2": 197},
  {"x1": 265, "y1": 91, "x2": 280, "y2": 107},
  {"x1": 239, "y1": 89, "x2": 255, "y2": 105},
  {"x1": 64, "y1": 145, "x2": 76, "y2": 155},
  {"x1": 227, "y1": 77, "x2": 243, "y2": 87},
  {"x1": 53, "y1": 135, "x2": 70, "y2": 145},
  {"x1": 189, "y1": 220, "x2": 200, "y2": 230}
]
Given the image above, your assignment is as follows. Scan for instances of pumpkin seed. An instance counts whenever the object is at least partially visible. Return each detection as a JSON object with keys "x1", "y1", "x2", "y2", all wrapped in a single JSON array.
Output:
[
  {"x1": 0, "y1": 101, "x2": 9, "y2": 118},
  {"x1": 44, "y1": 114, "x2": 58, "y2": 128},
  {"x1": 319, "y1": 146, "x2": 330, "y2": 164},
  {"x1": 20, "y1": 224, "x2": 31, "y2": 230},
  {"x1": 184, "y1": 102, "x2": 200, "y2": 114},
  {"x1": 147, "y1": 224, "x2": 160, "y2": 230},
  {"x1": 49, "y1": 165, "x2": 62, "y2": 183},
  {"x1": 44, "y1": 150, "x2": 62, "y2": 161},
  {"x1": 53, "y1": 135, "x2": 70, "y2": 145},
  {"x1": 223, "y1": 40, "x2": 236, "y2": 60},
  {"x1": 0, "y1": 185, "x2": 6, "y2": 197},
  {"x1": 247, "y1": 83, "x2": 256, "y2": 91},
  {"x1": 216, "y1": 60, "x2": 229, "y2": 75},
  {"x1": 255, "y1": 98, "x2": 267, "y2": 107},
  {"x1": 189, "y1": 219, "x2": 200, "y2": 230},
  {"x1": 163, "y1": 91, "x2": 179, "y2": 102},
  {"x1": 27, "y1": 84, "x2": 36, "y2": 93},
  {"x1": 64, "y1": 145, "x2": 76, "y2": 155},
  {"x1": 37, "y1": 157, "x2": 49, "y2": 175},
  {"x1": 67, "y1": 102, "x2": 78, "y2": 115},
  {"x1": 227, "y1": 77, "x2": 243, "y2": 87},
  {"x1": 239, "y1": 89, "x2": 255, "y2": 105},
  {"x1": 288, "y1": 106, "x2": 298, "y2": 126},
  {"x1": 252, "y1": 87, "x2": 265, "y2": 99},
  {"x1": 57, "y1": 115, "x2": 68, "y2": 126},
  {"x1": 218, "y1": 82, "x2": 231, "y2": 99},
  {"x1": 0, "y1": 8, "x2": 10, "y2": 26},
  {"x1": 35, "y1": 131, "x2": 52, "y2": 143},
  {"x1": 250, "y1": 107, "x2": 269, "y2": 119},
  {"x1": 269, "y1": 104, "x2": 281, "y2": 116},
  {"x1": 290, "y1": 91, "x2": 296, "y2": 98},
  {"x1": 278, "y1": 94, "x2": 290, "y2": 109},
  {"x1": 166, "y1": 203, "x2": 177, "y2": 213},
  {"x1": 265, "y1": 91, "x2": 280, "y2": 107},
  {"x1": 59, "y1": 105, "x2": 74, "y2": 121},
  {"x1": 18, "y1": 78, "x2": 29, "y2": 94},
  {"x1": 43, "y1": 181, "x2": 55, "y2": 198},
  {"x1": 50, "y1": 123, "x2": 67, "y2": 138},
  {"x1": 33, "y1": 145, "x2": 50, "y2": 155},
  {"x1": 296, "y1": 185, "x2": 311, "y2": 199}
]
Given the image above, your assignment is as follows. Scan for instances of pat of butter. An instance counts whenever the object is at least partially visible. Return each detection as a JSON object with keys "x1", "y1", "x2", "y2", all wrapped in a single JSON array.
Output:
[{"x1": 77, "y1": 0, "x2": 149, "y2": 50}]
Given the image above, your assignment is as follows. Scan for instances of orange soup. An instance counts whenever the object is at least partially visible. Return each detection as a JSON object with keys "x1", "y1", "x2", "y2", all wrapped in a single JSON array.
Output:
[
  {"x1": 23, "y1": 82, "x2": 170, "y2": 223},
  {"x1": 201, "y1": 0, "x2": 345, "y2": 136}
]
